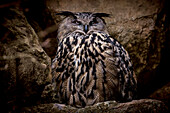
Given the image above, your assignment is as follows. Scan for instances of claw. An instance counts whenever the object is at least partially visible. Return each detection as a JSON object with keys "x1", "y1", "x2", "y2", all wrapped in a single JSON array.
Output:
[{"x1": 53, "y1": 103, "x2": 66, "y2": 110}]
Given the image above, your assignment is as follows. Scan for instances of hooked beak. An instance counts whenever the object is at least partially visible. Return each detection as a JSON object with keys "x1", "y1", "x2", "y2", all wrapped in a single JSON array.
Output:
[{"x1": 84, "y1": 25, "x2": 89, "y2": 33}]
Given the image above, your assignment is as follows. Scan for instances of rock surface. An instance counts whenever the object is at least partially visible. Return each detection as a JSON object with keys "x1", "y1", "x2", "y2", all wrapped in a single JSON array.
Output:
[
  {"x1": 21, "y1": 99, "x2": 168, "y2": 113},
  {"x1": 0, "y1": 7, "x2": 51, "y2": 112},
  {"x1": 149, "y1": 82, "x2": 170, "y2": 108},
  {"x1": 21, "y1": 0, "x2": 59, "y2": 59}
]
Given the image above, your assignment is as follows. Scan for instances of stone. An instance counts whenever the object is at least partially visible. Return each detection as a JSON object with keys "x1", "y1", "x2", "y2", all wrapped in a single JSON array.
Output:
[
  {"x1": 0, "y1": 7, "x2": 51, "y2": 112},
  {"x1": 149, "y1": 82, "x2": 170, "y2": 108},
  {"x1": 21, "y1": 99, "x2": 169, "y2": 113},
  {"x1": 21, "y1": 0, "x2": 59, "y2": 59}
]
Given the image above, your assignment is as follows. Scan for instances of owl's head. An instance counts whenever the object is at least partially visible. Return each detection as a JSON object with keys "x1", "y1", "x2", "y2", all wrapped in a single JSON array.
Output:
[{"x1": 56, "y1": 11, "x2": 110, "y2": 40}]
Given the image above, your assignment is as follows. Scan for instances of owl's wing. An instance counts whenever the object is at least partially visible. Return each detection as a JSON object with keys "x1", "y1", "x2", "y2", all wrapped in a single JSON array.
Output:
[
  {"x1": 51, "y1": 33, "x2": 88, "y2": 106},
  {"x1": 106, "y1": 35, "x2": 137, "y2": 101},
  {"x1": 51, "y1": 34, "x2": 75, "y2": 103}
]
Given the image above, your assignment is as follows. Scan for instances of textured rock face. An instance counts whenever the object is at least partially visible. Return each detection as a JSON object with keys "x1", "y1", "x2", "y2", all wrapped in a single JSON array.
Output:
[
  {"x1": 0, "y1": 7, "x2": 51, "y2": 112},
  {"x1": 21, "y1": 99, "x2": 169, "y2": 113},
  {"x1": 149, "y1": 82, "x2": 170, "y2": 108}
]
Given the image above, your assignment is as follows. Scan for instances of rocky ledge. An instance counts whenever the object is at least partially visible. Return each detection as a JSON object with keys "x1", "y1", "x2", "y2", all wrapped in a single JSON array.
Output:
[{"x1": 21, "y1": 99, "x2": 168, "y2": 113}]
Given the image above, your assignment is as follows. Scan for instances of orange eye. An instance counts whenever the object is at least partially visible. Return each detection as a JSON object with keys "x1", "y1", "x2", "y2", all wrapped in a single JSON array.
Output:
[{"x1": 90, "y1": 18, "x2": 98, "y2": 25}]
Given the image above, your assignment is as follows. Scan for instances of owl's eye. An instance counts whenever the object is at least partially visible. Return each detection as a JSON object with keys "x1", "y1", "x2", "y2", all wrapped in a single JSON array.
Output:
[
  {"x1": 90, "y1": 18, "x2": 98, "y2": 25},
  {"x1": 72, "y1": 20, "x2": 82, "y2": 25}
]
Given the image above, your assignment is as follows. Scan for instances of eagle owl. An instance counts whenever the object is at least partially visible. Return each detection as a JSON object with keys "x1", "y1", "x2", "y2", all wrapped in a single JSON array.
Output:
[{"x1": 52, "y1": 11, "x2": 137, "y2": 107}]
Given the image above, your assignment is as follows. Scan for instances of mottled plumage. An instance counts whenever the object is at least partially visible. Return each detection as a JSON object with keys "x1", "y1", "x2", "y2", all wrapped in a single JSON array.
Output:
[{"x1": 52, "y1": 11, "x2": 137, "y2": 107}]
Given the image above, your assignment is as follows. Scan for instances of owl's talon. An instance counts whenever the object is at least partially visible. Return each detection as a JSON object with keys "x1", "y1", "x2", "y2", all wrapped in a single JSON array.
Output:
[{"x1": 53, "y1": 103, "x2": 66, "y2": 110}]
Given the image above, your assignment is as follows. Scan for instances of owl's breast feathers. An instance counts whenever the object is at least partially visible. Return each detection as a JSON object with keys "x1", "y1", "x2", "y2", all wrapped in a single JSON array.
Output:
[{"x1": 52, "y1": 32, "x2": 137, "y2": 107}]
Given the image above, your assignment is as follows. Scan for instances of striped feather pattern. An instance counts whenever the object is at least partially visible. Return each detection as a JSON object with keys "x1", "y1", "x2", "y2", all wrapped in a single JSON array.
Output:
[{"x1": 52, "y1": 32, "x2": 137, "y2": 107}]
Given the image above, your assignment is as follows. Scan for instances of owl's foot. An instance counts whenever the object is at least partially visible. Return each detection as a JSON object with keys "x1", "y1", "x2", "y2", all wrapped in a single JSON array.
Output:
[{"x1": 53, "y1": 103, "x2": 66, "y2": 110}]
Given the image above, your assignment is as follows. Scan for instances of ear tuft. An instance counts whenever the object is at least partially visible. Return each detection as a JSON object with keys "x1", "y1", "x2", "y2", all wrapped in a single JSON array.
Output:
[
  {"x1": 92, "y1": 13, "x2": 110, "y2": 18},
  {"x1": 56, "y1": 11, "x2": 77, "y2": 18}
]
